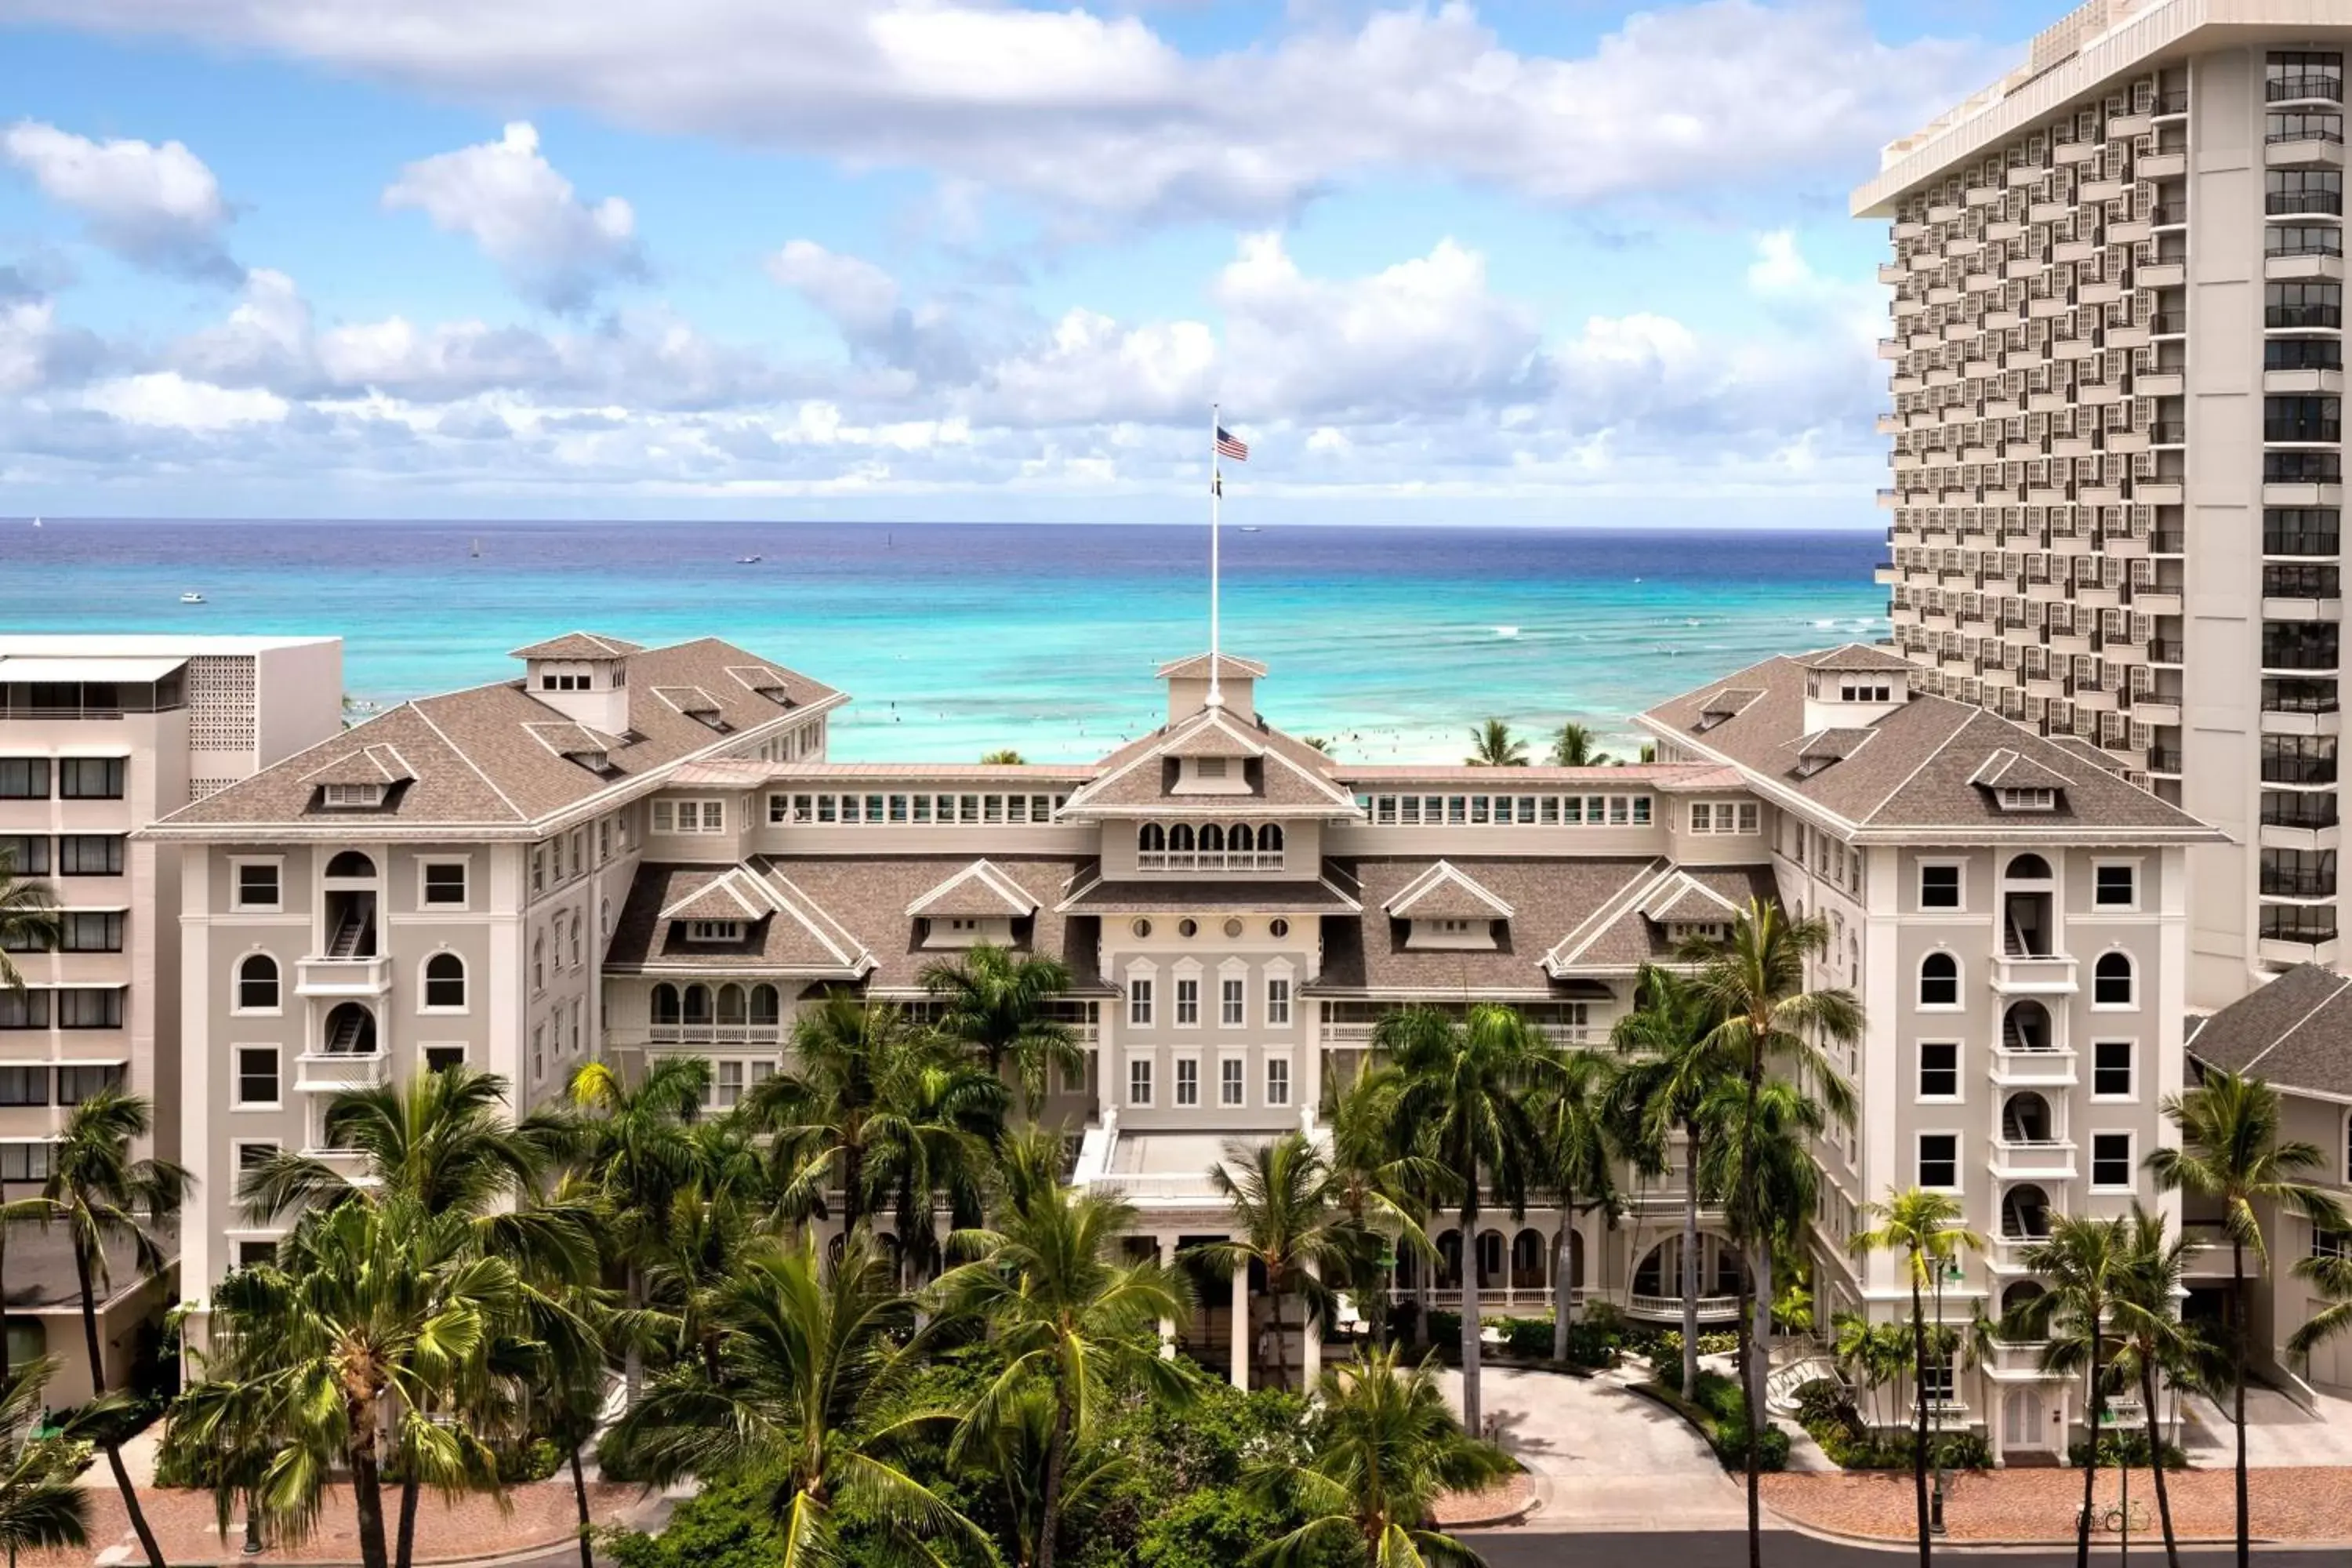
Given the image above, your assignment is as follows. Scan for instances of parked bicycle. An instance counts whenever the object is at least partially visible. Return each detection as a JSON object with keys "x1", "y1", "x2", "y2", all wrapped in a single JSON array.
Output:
[{"x1": 2076, "y1": 1498, "x2": 2152, "y2": 1534}]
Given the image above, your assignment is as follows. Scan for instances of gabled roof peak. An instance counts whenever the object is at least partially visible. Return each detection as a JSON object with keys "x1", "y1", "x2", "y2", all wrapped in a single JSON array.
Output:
[{"x1": 508, "y1": 631, "x2": 644, "y2": 661}]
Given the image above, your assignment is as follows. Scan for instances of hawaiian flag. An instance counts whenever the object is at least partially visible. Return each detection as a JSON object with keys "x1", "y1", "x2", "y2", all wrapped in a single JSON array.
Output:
[{"x1": 1215, "y1": 426, "x2": 1249, "y2": 462}]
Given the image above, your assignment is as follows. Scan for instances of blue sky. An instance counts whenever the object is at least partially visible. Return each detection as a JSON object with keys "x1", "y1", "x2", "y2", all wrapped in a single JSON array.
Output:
[{"x1": 0, "y1": 0, "x2": 2055, "y2": 523}]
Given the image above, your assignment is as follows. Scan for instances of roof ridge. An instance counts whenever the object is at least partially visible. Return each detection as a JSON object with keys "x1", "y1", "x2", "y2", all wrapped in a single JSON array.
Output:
[
  {"x1": 1858, "y1": 702, "x2": 1978, "y2": 825},
  {"x1": 2240, "y1": 969, "x2": 2352, "y2": 1076},
  {"x1": 409, "y1": 699, "x2": 531, "y2": 822}
]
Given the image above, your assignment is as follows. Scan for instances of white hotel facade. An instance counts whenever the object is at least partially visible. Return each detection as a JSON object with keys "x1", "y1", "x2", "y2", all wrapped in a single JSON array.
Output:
[{"x1": 125, "y1": 630, "x2": 2237, "y2": 1460}]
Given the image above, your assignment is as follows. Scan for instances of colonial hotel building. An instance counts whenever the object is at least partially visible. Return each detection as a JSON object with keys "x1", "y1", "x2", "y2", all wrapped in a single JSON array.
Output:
[{"x1": 138, "y1": 630, "x2": 2228, "y2": 1461}]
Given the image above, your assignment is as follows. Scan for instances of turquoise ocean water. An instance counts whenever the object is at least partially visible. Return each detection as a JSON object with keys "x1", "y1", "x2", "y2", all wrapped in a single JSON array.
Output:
[{"x1": 1, "y1": 521, "x2": 1886, "y2": 764}]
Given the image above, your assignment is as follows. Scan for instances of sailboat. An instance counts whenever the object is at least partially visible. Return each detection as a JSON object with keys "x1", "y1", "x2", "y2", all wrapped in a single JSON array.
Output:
[
  {"x1": 470, "y1": 537, "x2": 481, "y2": 558},
  {"x1": 29, "y1": 517, "x2": 39, "y2": 529}
]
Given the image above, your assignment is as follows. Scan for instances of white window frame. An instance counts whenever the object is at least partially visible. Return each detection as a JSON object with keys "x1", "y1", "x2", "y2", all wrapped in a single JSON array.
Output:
[
  {"x1": 233, "y1": 1045, "x2": 281, "y2": 1111},
  {"x1": 1917, "y1": 949, "x2": 1964, "y2": 1011},
  {"x1": 1916, "y1": 1039, "x2": 1963, "y2": 1104},
  {"x1": 684, "y1": 920, "x2": 744, "y2": 943},
  {"x1": 1218, "y1": 964, "x2": 1247, "y2": 1029},
  {"x1": 1218, "y1": 1052, "x2": 1247, "y2": 1108},
  {"x1": 1917, "y1": 860, "x2": 1964, "y2": 913},
  {"x1": 1916, "y1": 1130, "x2": 1963, "y2": 1194},
  {"x1": 2091, "y1": 858, "x2": 2140, "y2": 912},
  {"x1": 1127, "y1": 1053, "x2": 1154, "y2": 1107},
  {"x1": 1174, "y1": 1055, "x2": 1200, "y2": 1108},
  {"x1": 2090, "y1": 950, "x2": 2139, "y2": 1011},
  {"x1": 1265, "y1": 972, "x2": 1293, "y2": 1028},
  {"x1": 652, "y1": 798, "x2": 728, "y2": 835},
  {"x1": 1173, "y1": 963, "x2": 1202, "y2": 1029},
  {"x1": 1265, "y1": 1051, "x2": 1294, "y2": 1107},
  {"x1": 2090, "y1": 1038, "x2": 2137, "y2": 1102},
  {"x1": 418, "y1": 856, "x2": 471, "y2": 910},
  {"x1": 2089, "y1": 1130, "x2": 2136, "y2": 1192},
  {"x1": 231, "y1": 1138, "x2": 281, "y2": 1181},
  {"x1": 1127, "y1": 964, "x2": 1156, "y2": 1027},
  {"x1": 417, "y1": 950, "x2": 469, "y2": 1015},
  {"x1": 423, "y1": 1042, "x2": 468, "y2": 1074},
  {"x1": 230, "y1": 856, "x2": 285, "y2": 913},
  {"x1": 231, "y1": 949, "x2": 284, "y2": 1017}
]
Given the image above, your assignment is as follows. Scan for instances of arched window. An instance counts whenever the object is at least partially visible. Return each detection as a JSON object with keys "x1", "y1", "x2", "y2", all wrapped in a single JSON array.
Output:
[
  {"x1": 1510, "y1": 1228, "x2": 1546, "y2": 1290},
  {"x1": 1260, "y1": 822, "x2": 1284, "y2": 854},
  {"x1": 2001, "y1": 1184, "x2": 2052, "y2": 1240},
  {"x1": 2093, "y1": 951, "x2": 2134, "y2": 1006},
  {"x1": 1200, "y1": 823, "x2": 1225, "y2": 855},
  {"x1": 717, "y1": 983, "x2": 747, "y2": 1025},
  {"x1": 1138, "y1": 823, "x2": 1166, "y2": 853},
  {"x1": 322, "y1": 1001, "x2": 376, "y2": 1056},
  {"x1": 423, "y1": 953, "x2": 466, "y2": 1010},
  {"x1": 599, "y1": 898, "x2": 611, "y2": 938},
  {"x1": 236, "y1": 953, "x2": 280, "y2": 1011},
  {"x1": 1919, "y1": 951, "x2": 1959, "y2": 1007},
  {"x1": 651, "y1": 983, "x2": 681, "y2": 1025},
  {"x1": 2004, "y1": 999, "x2": 2052, "y2": 1051},
  {"x1": 750, "y1": 984, "x2": 780, "y2": 1026},
  {"x1": 2006, "y1": 852, "x2": 2053, "y2": 880},
  {"x1": 683, "y1": 984, "x2": 713, "y2": 1025},
  {"x1": 1169, "y1": 823, "x2": 1196, "y2": 853},
  {"x1": 325, "y1": 851, "x2": 376, "y2": 878},
  {"x1": 1436, "y1": 1231, "x2": 1463, "y2": 1289},
  {"x1": 1476, "y1": 1229, "x2": 1504, "y2": 1287},
  {"x1": 1229, "y1": 822, "x2": 1254, "y2": 852},
  {"x1": 2001, "y1": 1091, "x2": 2053, "y2": 1144}
]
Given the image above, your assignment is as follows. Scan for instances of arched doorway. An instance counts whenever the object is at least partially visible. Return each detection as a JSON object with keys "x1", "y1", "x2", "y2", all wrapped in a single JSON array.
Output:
[
  {"x1": 1510, "y1": 1229, "x2": 1547, "y2": 1293},
  {"x1": 2002, "y1": 1387, "x2": 2049, "y2": 1453}
]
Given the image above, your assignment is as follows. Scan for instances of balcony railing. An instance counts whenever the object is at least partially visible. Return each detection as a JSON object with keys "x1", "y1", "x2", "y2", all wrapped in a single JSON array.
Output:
[
  {"x1": 2264, "y1": 532, "x2": 2341, "y2": 556},
  {"x1": 1628, "y1": 1293, "x2": 1744, "y2": 1323},
  {"x1": 2267, "y1": 421, "x2": 2345, "y2": 442},
  {"x1": 1991, "y1": 1044, "x2": 2078, "y2": 1086},
  {"x1": 294, "y1": 954, "x2": 393, "y2": 997},
  {"x1": 1136, "y1": 851, "x2": 1287, "y2": 873},
  {"x1": 2265, "y1": 567, "x2": 2343, "y2": 598},
  {"x1": 647, "y1": 1023, "x2": 785, "y2": 1046},
  {"x1": 2146, "y1": 421, "x2": 2187, "y2": 443},
  {"x1": 2263, "y1": 679, "x2": 2341, "y2": 712},
  {"x1": 2265, "y1": 456, "x2": 2344, "y2": 482},
  {"x1": 2270, "y1": 74, "x2": 2346, "y2": 104},
  {"x1": 2261, "y1": 868, "x2": 2339, "y2": 898},
  {"x1": 2148, "y1": 749, "x2": 2186, "y2": 773},
  {"x1": 1991, "y1": 1136, "x2": 2078, "y2": 1179},
  {"x1": 2260, "y1": 911, "x2": 2341, "y2": 943},
  {"x1": 295, "y1": 1051, "x2": 390, "y2": 1093},
  {"x1": 2263, "y1": 754, "x2": 2339, "y2": 785},
  {"x1": 2151, "y1": 91, "x2": 2189, "y2": 115},
  {"x1": 2148, "y1": 313, "x2": 2188, "y2": 334},
  {"x1": 2269, "y1": 191, "x2": 2345, "y2": 216},
  {"x1": 2267, "y1": 305, "x2": 2343, "y2": 329},
  {"x1": 2263, "y1": 796, "x2": 2341, "y2": 829},
  {"x1": 2267, "y1": 125, "x2": 2347, "y2": 147}
]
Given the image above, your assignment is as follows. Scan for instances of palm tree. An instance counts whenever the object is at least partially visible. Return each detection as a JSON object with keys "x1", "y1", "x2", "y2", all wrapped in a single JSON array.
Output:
[
  {"x1": 201, "y1": 1198, "x2": 521, "y2": 1568},
  {"x1": 1685, "y1": 897, "x2": 1860, "y2": 1568},
  {"x1": 2111, "y1": 1204, "x2": 2212, "y2": 1568},
  {"x1": 1299, "y1": 736, "x2": 1334, "y2": 755},
  {"x1": 1609, "y1": 964, "x2": 1732, "y2": 1396},
  {"x1": 2009, "y1": 1214, "x2": 2131, "y2": 1568},
  {"x1": 1463, "y1": 719, "x2": 1529, "y2": 768},
  {"x1": 1247, "y1": 1345, "x2": 1513, "y2": 1568},
  {"x1": 2147, "y1": 1067, "x2": 2347, "y2": 1568},
  {"x1": 1533, "y1": 1048, "x2": 1617, "y2": 1358},
  {"x1": 935, "y1": 1178, "x2": 1191, "y2": 1568},
  {"x1": 1851, "y1": 1187, "x2": 1983, "y2": 1568},
  {"x1": 37, "y1": 1089, "x2": 187, "y2": 1568},
  {"x1": 1831, "y1": 1311, "x2": 1910, "y2": 1432},
  {"x1": 920, "y1": 941, "x2": 1083, "y2": 1112},
  {"x1": 1377, "y1": 1004, "x2": 1552, "y2": 1435},
  {"x1": 867, "y1": 1044, "x2": 1005, "y2": 1288},
  {"x1": 753, "y1": 992, "x2": 932, "y2": 1232},
  {"x1": 1698, "y1": 1075, "x2": 1826, "y2": 1422},
  {"x1": 1320, "y1": 1065, "x2": 1444, "y2": 1348},
  {"x1": 562, "y1": 1056, "x2": 710, "y2": 1405},
  {"x1": 1192, "y1": 1133, "x2": 1355, "y2": 1391},
  {"x1": 953, "y1": 1381, "x2": 1131, "y2": 1568},
  {"x1": 608, "y1": 1231, "x2": 979, "y2": 1567},
  {"x1": 0, "y1": 1358, "x2": 88, "y2": 1557},
  {"x1": 1548, "y1": 721, "x2": 1613, "y2": 767},
  {"x1": 982, "y1": 749, "x2": 1026, "y2": 764},
  {"x1": 0, "y1": 848, "x2": 58, "y2": 1386}
]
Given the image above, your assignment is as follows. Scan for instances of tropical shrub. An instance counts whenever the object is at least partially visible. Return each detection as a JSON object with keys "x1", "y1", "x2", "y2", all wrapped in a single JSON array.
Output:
[{"x1": 2069, "y1": 1432, "x2": 2188, "y2": 1470}]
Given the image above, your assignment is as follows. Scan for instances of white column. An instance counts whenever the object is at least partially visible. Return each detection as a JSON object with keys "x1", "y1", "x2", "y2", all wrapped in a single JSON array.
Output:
[
  {"x1": 1230, "y1": 1259, "x2": 1250, "y2": 1391},
  {"x1": 1156, "y1": 1236, "x2": 1176, "y2": 1359},
  {"x1": 1301, "y1": 1258, "x2": 1323, "y2": 1390}
]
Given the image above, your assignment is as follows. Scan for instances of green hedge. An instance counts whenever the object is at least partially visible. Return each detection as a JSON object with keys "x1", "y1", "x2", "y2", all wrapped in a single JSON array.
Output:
[{"x1": 2070, "y1": 1431, "x2": 2187, "y2": 1470}]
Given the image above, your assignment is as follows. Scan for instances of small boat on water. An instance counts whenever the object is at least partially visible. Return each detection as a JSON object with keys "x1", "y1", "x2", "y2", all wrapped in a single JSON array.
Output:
[
  {"x1": 736, "y1": 554, "x2": 763, "y2": 564},
  {"x1": 180, "y1": 591, "x2": 207, "y2": 604},
  {"x1": 470, "y1": 538, "x2": 481, "y2": 558},
  {"x1": 1238, "y1": 525, "x2": 1262, "y2": 533}
]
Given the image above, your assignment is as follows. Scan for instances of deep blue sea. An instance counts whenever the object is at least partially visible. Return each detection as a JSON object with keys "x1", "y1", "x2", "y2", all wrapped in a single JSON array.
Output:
[{"x1": 0, "y1": 521, "x2": 1885, "y2": 764}]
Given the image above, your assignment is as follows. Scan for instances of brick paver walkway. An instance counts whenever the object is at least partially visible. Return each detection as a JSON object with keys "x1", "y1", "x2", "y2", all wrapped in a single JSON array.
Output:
[
  {"x1": 1762, "y1": 1465, "x2": 2352, "y2": 1544},
  {"x1": 27, "y1": 1480, "x2": 649, "y2": 1566}
]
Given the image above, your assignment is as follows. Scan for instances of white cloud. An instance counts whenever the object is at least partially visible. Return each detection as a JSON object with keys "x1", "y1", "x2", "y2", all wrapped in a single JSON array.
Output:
[
  {"x1": 1, "y1": 120, "x2": 239, "y2": 280},
  {"x1": 768, "y1": 240, "x2": 900, "y2": 336},
  {"x1": 383, "y1": 122, "x2": 644, "y2": 310},
  {"x1": 13, "y1": 1, "x2": 1997, "y2": 223},
  {"x1": 83, "y1": 370, "x2": 286, "y2": 428}
]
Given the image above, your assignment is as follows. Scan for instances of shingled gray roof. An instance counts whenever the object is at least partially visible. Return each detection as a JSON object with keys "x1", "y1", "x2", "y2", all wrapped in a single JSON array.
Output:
[
  {"x1": 2186, "y1": 964, "x2": 2352, "y2": 1102},
  {"x1": 1058, "y1": 703, "x2": 1360, "y2": 818},
  {"x1": 151, "y1": 636, "x2": 841, "y2": 836},
  {"x1": 1639, "y1": 652, "x2": 2220, "y2": 841}
]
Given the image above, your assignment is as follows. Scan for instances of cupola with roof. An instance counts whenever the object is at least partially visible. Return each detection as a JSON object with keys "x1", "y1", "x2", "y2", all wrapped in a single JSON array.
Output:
[
  {"x1": 510, "y1": 632, "x2": 644, "y2": 736},
  {"x1": 1797, "y1": 644, "x2": 1911, "y2": 735},
  {"x1": 1156, "y1": 652, "x2": 1265, "y2": 724}
]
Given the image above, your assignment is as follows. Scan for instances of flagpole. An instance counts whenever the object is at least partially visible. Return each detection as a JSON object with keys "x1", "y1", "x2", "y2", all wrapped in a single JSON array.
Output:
[{"x1": 1208, "y1": 401, "x2": 1223, "y2": 710}]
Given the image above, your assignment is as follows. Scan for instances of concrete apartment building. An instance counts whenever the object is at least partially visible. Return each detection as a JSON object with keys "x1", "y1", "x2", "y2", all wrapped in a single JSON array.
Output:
[
  {"x1": 144, "y1": 633, "x2": 2230, "y2": 1455},
  {"x1": 0, "y1": 634, "x2": 339, "y2": 1398},
  {"x1": 1854, "y1": 0, "x2": 2352, "y2": 1007}
]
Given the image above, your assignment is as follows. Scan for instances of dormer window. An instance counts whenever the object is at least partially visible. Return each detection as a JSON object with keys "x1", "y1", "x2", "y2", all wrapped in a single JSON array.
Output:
[
  {"x1": 1998, "y1": 787, "x2": 2057, "y2": 811},
  {"x1": 541, "y1": 673, "x2": 591, "y2": 692},
  {"x1": 321, "y1": 782, "x2": 386, "y2": 809},
  {"x1": 1839, "y1": 681, "x2": 1892, "y2": 702},
  {"x1": 684, "y1": 920, "x2": 743, "y2": 943}
]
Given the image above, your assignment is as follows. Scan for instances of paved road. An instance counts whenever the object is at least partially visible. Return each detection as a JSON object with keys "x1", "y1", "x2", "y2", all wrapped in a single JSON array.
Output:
[{"x1": 1466, "y1": 1530, "x2": 2350, "y2": 1567}]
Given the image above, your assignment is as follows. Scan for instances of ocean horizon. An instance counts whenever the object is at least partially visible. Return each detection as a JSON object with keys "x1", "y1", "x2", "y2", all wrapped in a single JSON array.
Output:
[{"x1": 2, "y1": 519, "x2": 1887, "y2": 764}]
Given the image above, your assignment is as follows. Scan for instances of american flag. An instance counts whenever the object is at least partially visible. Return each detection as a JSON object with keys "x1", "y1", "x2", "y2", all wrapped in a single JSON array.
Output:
[{"x1": 1215, "y1": 426, "x2": 1249, "y2": 462}]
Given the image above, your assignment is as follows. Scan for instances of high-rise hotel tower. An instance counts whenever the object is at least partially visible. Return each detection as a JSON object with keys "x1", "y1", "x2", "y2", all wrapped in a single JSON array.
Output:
[{"x1": 1857, "y1": 0, "x2": 2352, "y2": 1006}]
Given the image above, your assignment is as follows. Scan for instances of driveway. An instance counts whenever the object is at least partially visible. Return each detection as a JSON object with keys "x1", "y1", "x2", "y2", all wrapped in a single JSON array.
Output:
[
  {"x1": 2180, "y1": 1382, "x2": 2352, "y2": 1467},
  {"x1": 1436, "y1": 1363, "x2": 1750, "y2": 1532}
]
